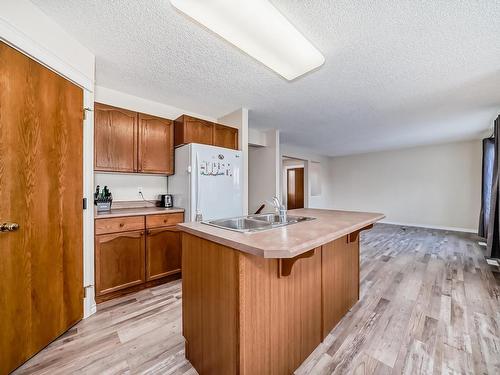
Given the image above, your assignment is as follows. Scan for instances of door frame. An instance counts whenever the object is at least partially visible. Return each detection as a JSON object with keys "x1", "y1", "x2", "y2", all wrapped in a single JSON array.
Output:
[{"x1": 1, "y1": 31, "x2": 96, "y2": 317}]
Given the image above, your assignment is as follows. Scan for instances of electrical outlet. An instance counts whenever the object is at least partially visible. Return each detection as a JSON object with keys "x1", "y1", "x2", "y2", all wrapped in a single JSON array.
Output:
[{"x1": 138, "y1": 186, "x2": 143, "y2": 195}]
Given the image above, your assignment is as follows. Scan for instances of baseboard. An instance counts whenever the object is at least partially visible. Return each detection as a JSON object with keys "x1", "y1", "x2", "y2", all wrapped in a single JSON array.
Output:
[
  {"x1": 83, "y1": 286, "x2": 97, "y2": 319},
  {"x1": 380, "y1": 220, "x2": 477, "y2": 234}
]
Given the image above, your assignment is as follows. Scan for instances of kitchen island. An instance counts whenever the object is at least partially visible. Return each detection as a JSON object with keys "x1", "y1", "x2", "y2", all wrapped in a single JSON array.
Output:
[{"x1": 178, "y1": 208, "x2": 384, "y2": 375}]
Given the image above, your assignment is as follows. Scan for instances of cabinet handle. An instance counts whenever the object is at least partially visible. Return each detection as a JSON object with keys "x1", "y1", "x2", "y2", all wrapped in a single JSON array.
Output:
[
  {"x1": 140, "y1": 231, "x2": 144, "y2": 236},
  {"x1": 147, "y1": 230, "x2": 152, "y2": 235}
]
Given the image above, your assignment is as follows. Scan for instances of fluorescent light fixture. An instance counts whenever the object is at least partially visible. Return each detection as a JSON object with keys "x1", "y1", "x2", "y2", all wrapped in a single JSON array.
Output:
[{"x1": 170, "y1": 0, "x2": 325, "y2": 80}]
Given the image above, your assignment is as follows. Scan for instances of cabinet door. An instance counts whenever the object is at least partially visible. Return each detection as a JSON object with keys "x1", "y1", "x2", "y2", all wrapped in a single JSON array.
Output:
[
  {"x1": 213, "y1": 124, "x2": 238, "y2": 150},
  {"x1": 94, "y1": 102, "x2": 138, "y2": 172},
  {"x1": 95, "y1": 230, "x2": 145, "y2": 296},
  {"x1": 175, "y1": 115, "x2": 213, "y2": 147},
  {"x1": 138, "y1": 113, "x2": 174, "y2": 174},
  {"x1": 146, "y1": 227, "x2": 181, "y2": 281}
]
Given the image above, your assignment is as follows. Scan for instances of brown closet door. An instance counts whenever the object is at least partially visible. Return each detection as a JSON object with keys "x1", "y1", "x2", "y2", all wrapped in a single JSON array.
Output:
[{"x1": 0, "y1": 42, "x2": 83, "y2": 374}]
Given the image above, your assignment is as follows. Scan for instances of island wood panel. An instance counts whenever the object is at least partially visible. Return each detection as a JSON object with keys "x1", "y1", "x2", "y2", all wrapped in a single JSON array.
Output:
[
  {"x1": 174, "y1": 115, "x2": 214, "y2": 147},
  {"x1": 0, "y1": 42, "x2": 83, "y2": 374},
  {"x1": 94, "y1": 102, "x2": 137, "y2": 172},
  {"x1": 146, "y1": 227, "x2": 182, "y2": 281},
  {"x1": 347, "y1": 234, "x2": 360, "y2": 307},
  {"x1": 212, "y1": 123, "x2": 238, "y2": 150},
  {"x1": 239, "y1": 248, "x2": 322, "y2": 375},
  {"x1": 95, "y1": 230, "x2": 146, "y2": 296},
  {"x1": 182, "y1": 232, "x2": 326, "y2": 375},
  {"x1": 138, "y1": 113, "x2": 174, "y2": 174},
  {"x1": 321, "y1": 235, "x2": 360, "y2": 338},
  {"x1": 182, "y1": 234, "x2": 239, "y2": 375}
]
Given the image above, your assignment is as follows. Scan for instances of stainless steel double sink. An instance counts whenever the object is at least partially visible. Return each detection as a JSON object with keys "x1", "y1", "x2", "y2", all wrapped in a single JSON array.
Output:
[{"x1": 202, "y1": 213, "x2": 315, "y2": 233}]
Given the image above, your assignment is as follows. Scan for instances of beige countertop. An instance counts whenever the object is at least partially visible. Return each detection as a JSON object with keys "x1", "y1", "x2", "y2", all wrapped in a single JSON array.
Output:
[
  {"x1": 95, "y1": 206, "x2": 184, "y2": 219},
  {"x1": 178, "y1": 208, "x2": 384, "y2": 258}
]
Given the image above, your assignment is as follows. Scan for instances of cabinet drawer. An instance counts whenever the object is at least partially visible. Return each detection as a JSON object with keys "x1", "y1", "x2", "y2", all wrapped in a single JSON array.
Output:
[
  {"x1": 146, "y1": 213, "x2": 184, "y2": 228},
  {"x1": 95, "y1": 216, "x2": 145, "y2": 235}
]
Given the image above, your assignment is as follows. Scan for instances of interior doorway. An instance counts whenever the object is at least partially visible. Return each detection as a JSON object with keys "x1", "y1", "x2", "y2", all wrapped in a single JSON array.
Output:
[{"x1": 282, "y1": 157, "x2": 306, "y2": 209}]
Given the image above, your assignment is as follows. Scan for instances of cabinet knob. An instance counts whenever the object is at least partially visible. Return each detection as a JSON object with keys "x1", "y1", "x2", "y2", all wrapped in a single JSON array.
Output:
[{"x1": 119, "y1": 223, "x2": 125, "y2": 227}]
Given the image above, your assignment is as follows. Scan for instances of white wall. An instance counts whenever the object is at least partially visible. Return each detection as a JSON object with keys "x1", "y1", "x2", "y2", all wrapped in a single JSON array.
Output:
[
  {"x1": 95, "y1": 86, "x2": 216, "y2": 121},
  {"x1": 219, "y1": 108, "x2": 249, "y2": 215},
  {"x1": 329, "y1": 140, "x2": 482, "y2": 232},
  {"x1": 280, "y1": 144, "x2": 334, "y2": 209},
  {"x1": 248, "y1": 130, "x2": 280, "y2": 214},
  {"x1": 0, "y1": 0, "x2": 94, "y2": 90},
  {"x1": 95, "y1": 173, "x2": 168, "y2": 201}
]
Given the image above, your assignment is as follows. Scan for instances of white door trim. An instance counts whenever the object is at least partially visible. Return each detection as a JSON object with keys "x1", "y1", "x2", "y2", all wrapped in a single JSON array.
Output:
[{"x1": 0, "y1": 18, "x2": 93, "y2": 91}]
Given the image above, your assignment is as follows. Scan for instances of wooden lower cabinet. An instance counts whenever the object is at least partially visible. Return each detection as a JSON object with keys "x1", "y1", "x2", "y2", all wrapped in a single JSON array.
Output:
[
  {"x1": 95, "y1": 230, "x2": 146, "y2": 296},
  {"x1": 146, "y1": 227, "x2": 182, "y2": 281},
  {"x1": 95, "y1": 213, "x2": 183, "y2": 303}
]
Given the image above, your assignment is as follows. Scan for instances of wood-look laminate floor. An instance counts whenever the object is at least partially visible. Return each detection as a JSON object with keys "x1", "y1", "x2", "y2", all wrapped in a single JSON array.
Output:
[{"x1": 14, "y1": 224, "x2": 500, "y2": 375}]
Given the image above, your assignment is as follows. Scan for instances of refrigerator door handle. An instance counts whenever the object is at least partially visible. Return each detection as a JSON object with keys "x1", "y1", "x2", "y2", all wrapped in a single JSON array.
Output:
[{"x1": 194, "y1": 152, "x2": 203, "y2": 221}]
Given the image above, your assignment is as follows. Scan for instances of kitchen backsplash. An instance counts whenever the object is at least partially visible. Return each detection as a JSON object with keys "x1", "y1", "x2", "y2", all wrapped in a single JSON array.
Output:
[{"x1": 94, "y1": 173, "x2": 168, "y2": 201}]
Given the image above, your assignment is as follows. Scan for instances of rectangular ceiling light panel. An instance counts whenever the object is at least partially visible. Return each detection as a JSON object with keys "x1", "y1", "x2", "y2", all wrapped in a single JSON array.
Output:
[{"x1": 170, "y1": 0, "x2": 325, "y2": 80}]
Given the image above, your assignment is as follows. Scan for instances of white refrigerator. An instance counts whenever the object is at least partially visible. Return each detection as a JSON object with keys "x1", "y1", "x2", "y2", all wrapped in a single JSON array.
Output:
[{"x1": 169, "y1": 143, "x2": 243, "y2": 222}]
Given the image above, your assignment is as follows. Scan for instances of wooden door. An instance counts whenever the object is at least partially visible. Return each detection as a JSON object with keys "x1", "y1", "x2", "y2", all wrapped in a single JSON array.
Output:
[
  {"x1": 213, "y1": 123, "x2": 238, "y2": 150},
  {"x1": 287, "y1": 167, "x2": 304, "y2": 209},
  {"x1": 174, "y1": 115, "x2": 213, "y2": 147},
  {"x1": 138, "y1": 113, "x2": 174, "y2": 174},
  {"x1": 0, "y1": 42, "x2": 83, "y2": 374},
  {"x1": 146, "y1": 227, "x2": 182, "y2": 281},
  {"x1": 95, "y1": 230, "x2": 146, "y2": 296},
  {"x1": 94, "y1": 102, "x2": 138, "y2": 172}
]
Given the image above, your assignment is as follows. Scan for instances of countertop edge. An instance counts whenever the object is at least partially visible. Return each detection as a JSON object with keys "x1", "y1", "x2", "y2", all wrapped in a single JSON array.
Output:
[
  {"x1": 178, "y1": 213, "x2": 385, "y2": 258},
  {"x1": 95, "y1": 207, "x2": 185, "y2": 219}
]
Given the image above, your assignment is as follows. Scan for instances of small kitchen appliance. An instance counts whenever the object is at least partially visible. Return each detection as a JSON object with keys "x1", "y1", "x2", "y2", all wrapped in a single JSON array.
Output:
[{"x1": 160, "y1": 194, "x2": 173, "y2": 208}]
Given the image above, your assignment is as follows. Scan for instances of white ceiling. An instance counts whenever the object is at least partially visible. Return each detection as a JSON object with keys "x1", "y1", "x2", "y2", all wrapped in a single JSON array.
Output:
[{"x1": 32, "y1": 0, "x2": 500, "y2": 156}]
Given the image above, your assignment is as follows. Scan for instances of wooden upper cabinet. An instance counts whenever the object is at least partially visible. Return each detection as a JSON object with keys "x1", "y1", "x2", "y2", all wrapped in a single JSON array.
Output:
[
  {"x1": 174, "y1": 115, "x2": 214, "y2": 147},
  {"x1": 94, "y1": 103, "x2": 137, "y2": 172},
  {"x1": 94, "y1": 103, "x2": 174, "y2": 174},
  {"x1": 138, "y1": 113, "x2": 174, "y2": 175},
  {"x1": 213, "y1": 124, "x2": 238, "y2": 150},
  {"x1": 174, "y1": 115, "x2": 239, "y2": 150}
]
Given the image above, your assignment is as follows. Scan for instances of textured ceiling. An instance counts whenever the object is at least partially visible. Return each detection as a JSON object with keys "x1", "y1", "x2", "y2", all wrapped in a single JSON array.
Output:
[{"x1": 32, "y1": 0, "x2": 500, "y2": 156}]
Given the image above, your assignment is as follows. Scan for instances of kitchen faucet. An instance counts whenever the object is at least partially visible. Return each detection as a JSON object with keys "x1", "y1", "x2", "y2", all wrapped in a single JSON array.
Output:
[{"x1": 270, "y1": 196, "x2": 287, "y2": 223}]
